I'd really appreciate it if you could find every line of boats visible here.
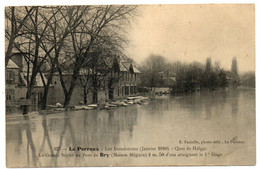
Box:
[75,96,150,110]
[43,96,150,113]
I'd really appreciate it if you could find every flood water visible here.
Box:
[6,89,255,167]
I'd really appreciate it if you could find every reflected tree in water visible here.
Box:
[230,90,240,118]
[23,116,37,167]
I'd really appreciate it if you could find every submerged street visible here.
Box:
[6,90,255,167]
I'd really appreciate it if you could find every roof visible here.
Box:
[20,72,50,87]
[119,61,141,74]
[133,66,141,74]
[169,77,176,81]
[7,60,19,69]
[119,62,128,72]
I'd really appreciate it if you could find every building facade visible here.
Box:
[6,54,141,107]
[6,57,46,107]
[112,62,141,100]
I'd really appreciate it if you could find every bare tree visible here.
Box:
[9,7,63,114]
[58,5,137,107]
[140,54,166,87]
[5,6,36,67]
[38,6,91,110]
[78,69,92,104]
[231,57,240,87]
[6,5,137,111]
[231,57,238,76]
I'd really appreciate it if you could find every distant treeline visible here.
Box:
[139,55,255,92]
[240,71,255,88]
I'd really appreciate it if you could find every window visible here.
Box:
[134,86,137,94]
[130,86,134,95]
[125,86,129,95]
[6,70,14,84]
[122,86,124,96]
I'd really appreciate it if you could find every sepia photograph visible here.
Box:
[4,3,255,167]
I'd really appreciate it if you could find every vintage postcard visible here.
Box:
[5,4,255,167]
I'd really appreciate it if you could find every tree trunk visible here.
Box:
[60,59,81,108]
[109,87,114,100]
[63,94,72,108]
[41,87,49,110]
[5,36,15,67]
[62,71,80,108]
[108,79,114,100]
[23,83,34,115]
[23,91,32,115]
[83,86,87,104]
[23,8,40,115]
[41,67,55,110]
[63,77,78,108]
[92,86,98,104]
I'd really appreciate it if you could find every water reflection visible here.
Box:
[6,115,39,167]
[230,90,240,118]
[173,90,240,120]
[24,116,37,166]
[39,115,56,166]
[6,90,254,167]
[7,105,139,167]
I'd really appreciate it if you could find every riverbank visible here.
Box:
[20,96,151,115]
[6,95,152,117]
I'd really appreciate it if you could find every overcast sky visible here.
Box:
[125,4,255,73]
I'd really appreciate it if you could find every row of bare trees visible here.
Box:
[5,5,137,114]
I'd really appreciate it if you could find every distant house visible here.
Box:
[20,72,49,105]
[6,60,20,102]
[112,61,141,99]
[225,71,240,87]
[6,56,47,107]
[163,73,177,87]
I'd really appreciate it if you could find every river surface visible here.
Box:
[6,89,255,167]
